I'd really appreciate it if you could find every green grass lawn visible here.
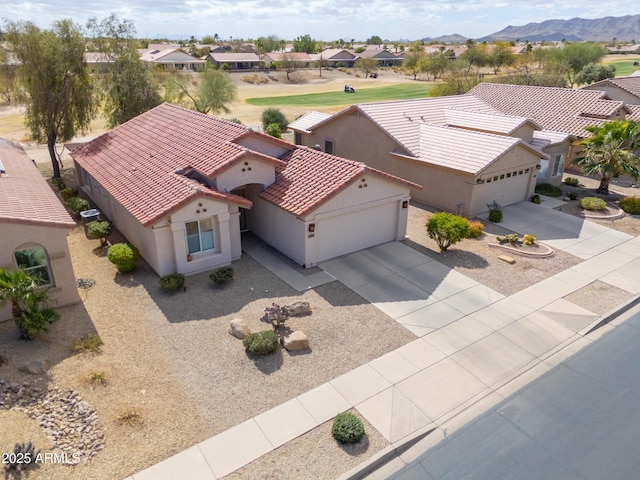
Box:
[246,83,434,107]
[603,56,640,77]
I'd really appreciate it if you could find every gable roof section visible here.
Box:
[71,103,280,226]
[0,138,75,229]
[414,124,546,175]
[469,83,630,137]
[259,147,420,217]
[443,108,542,135]
[288,111,332,133]
[583,77,640,102]
[530,130,573,150]
[356,95,500,156]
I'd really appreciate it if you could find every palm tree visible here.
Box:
[574,120,640,195]
[0,267,60,340]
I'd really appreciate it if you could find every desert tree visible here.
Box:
[167,66,237,114]
[5,19,94,178]
[355,57,379,79]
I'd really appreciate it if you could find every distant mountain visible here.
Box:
[479,14,640,42]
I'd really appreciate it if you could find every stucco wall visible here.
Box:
[214,157,275,192]
[0,223,79,321]
[582,85,640,105]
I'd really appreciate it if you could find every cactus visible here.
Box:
[523,234,536,245]
[496,233,519,245]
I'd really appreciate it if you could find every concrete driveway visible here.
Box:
[320,241,504,337]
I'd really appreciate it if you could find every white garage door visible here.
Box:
[470,173,531,216]
[315,202,398,263]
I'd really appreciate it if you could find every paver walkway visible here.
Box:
[128,201,640,480]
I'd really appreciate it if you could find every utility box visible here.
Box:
[80,209,102,238]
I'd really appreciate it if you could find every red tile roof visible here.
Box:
[470,83,630,137]
[0,138,75,229]
[71,103,273,226]
[259,146,421,217]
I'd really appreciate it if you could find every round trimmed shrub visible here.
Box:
[564,177,580,187]
[580,197,607,211]
[107,243,139,273]
[465,219,484,239]
[209,266,234,284]
[619,196,640,215]
[261,107,289,132]
[243,330,278,355]
[531,194,541,204]
[159,273,185,291]
[66,196,90,215]
[332,412,365,444]
[426,212,470,251]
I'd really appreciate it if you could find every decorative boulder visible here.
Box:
[229,318,250,339]
[287,301,311,317]
[17,358,49,375]
[282,330,309,351]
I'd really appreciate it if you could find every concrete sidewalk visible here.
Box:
[128,203,640,480]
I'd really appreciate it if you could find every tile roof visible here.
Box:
[288,111,332,133]
[356,95,500,156]
[208,52,260,62]
[413,124,545,175]
[443,108,542,135]
[530,130,572,150]
[0,138,75,229]
[469,83,629,137]
[259,146,421,217]
[71,103,280,226]
[583,76,640,102]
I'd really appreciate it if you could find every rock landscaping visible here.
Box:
[0,380,105,464]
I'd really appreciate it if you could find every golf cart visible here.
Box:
[344,84,355,93]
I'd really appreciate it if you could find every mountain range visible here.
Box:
[478,14,640,42]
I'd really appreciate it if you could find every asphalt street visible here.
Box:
[389,305,640,480]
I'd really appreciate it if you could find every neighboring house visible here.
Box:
[262,52,314,68]
[139,47,205,71]
[581,76,640,105]
[0,139,79,322]
[70,103,418,276]
[356,47,403,66]
[207,52,260,69]
[312,49,357,67]
[289,95,565,216]
[470,83,639,182]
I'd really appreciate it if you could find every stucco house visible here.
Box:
[289,95,571,216]
[70,103,418,276]
[207,53,260,69]
[581,76,640,105]
[0,139,79,322]
[139,47,205,71]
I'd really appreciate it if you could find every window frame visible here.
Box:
[324,139,334,155]
[185,219,215,255]
[14,245,53,287]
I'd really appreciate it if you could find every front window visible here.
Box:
[294,132,302,145]
[325,139,334,155]
[552,154,565,177]
[538,159,549,178]
[186,219,214,254]
[14,245,52,285]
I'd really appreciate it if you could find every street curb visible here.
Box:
[335,426,435,480]
[582,294,640,335]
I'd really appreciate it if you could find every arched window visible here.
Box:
[14,245,52,286]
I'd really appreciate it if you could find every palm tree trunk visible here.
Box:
[597,176,610,195]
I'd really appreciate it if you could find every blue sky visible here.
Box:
[1,1,637,41]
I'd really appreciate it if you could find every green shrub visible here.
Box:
[580,196,607,211]
[51,177,66,190]
[531,194,541,204]
[465,219,484,238]
[86,220,111,247]
[619,196,640,215]
[60,188,78,201]
[243,330,279,355]
[209,266,234,284]
[332,412,365,444]
[107,243,139,273]
[262,107,289,132]
[487,201,503,223]
[426,212,470,251]
[221,63,229,70]
[564,177,580,187]
[535,183,563,197]
[66,196,90,215]
[567,192,578,201]
[265,123,282,138]
[159,273,185,291]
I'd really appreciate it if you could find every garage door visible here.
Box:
[470,172,531,216]
[315,201,398,263]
